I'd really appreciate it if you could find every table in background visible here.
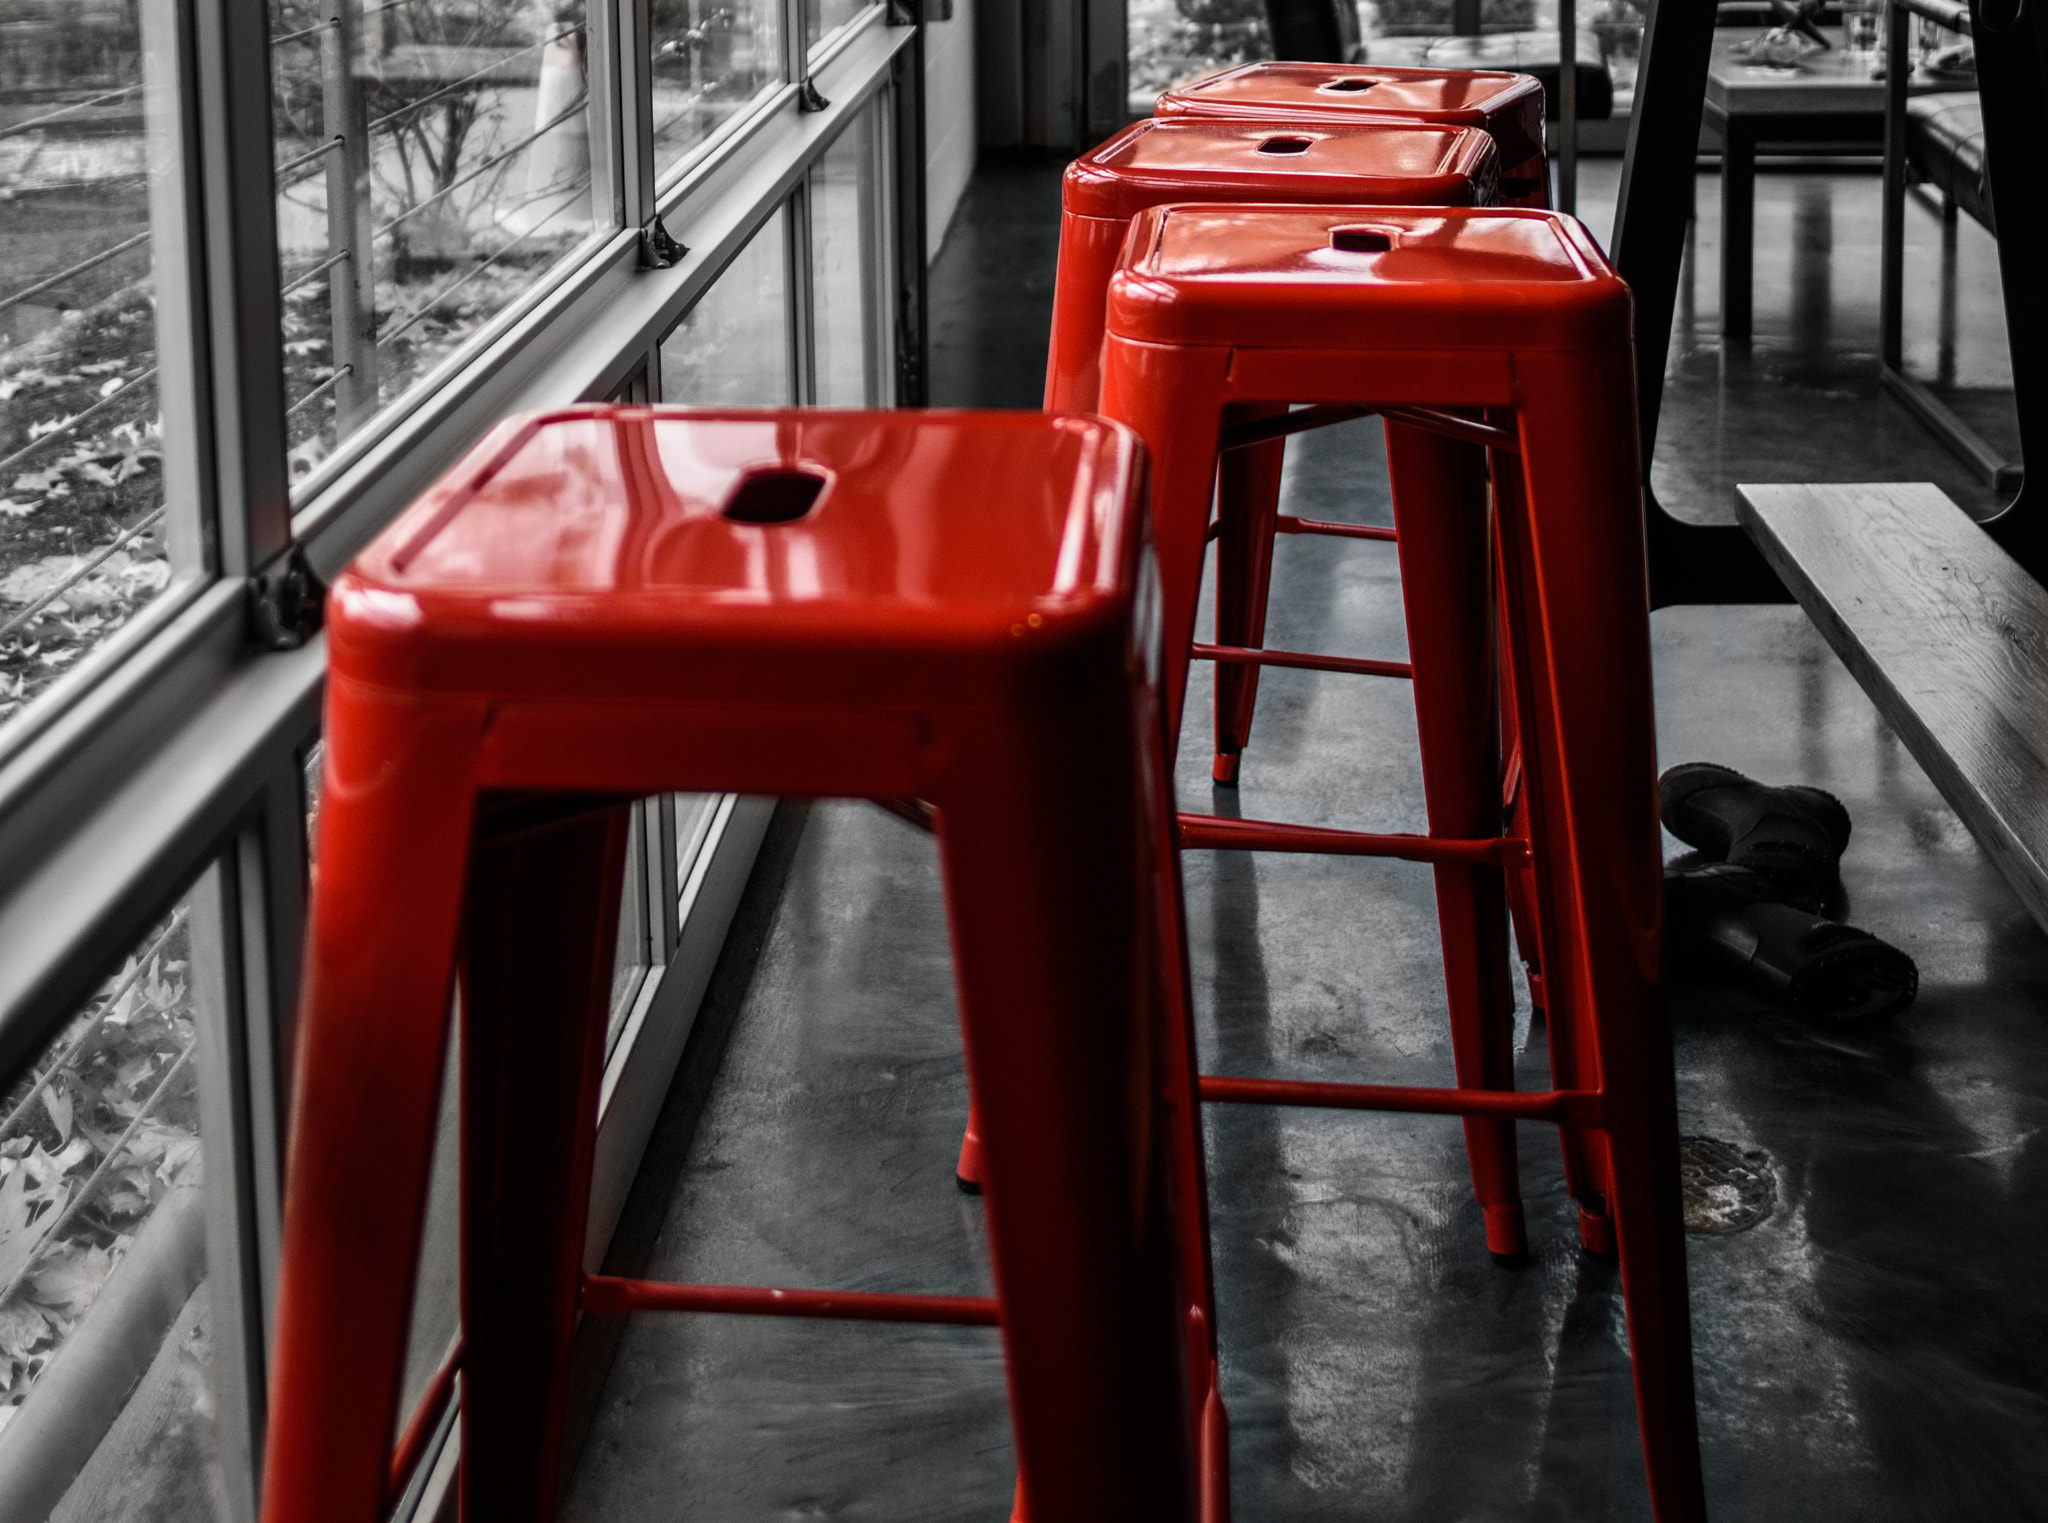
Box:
[1706,28,1948,338]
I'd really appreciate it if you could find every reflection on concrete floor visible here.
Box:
[563,154,2048,1522]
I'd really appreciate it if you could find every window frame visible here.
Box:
[0,0,925,1512]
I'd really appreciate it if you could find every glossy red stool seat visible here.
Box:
[1045,117,1499,415]
[260,409,1224,1523]
[1155,60,1550,207]
[1099,205,1706,1523]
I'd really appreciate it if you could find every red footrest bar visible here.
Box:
[1217,402,1376,451]
[873,796,937,833]
[1380,405,1520,452]
[386,1337,462,1503]
[581,1273,1002,1327]
[1191,642,1412,680]
[1275,513,1398,543]
[1178,812,1527,867]
[1210,401,1515,454]
[1199,1074,1603,1125]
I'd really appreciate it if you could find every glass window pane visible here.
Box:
[675,793,722,894]
[0,0,192,729]
[649,0,781,184]
[271,0,603,484]
[808,112,881,407]
[804,0,872,55]
[1127,0,1269,112]
[0,895,227,1518]
[658,205,790,404]
[608,805,651,1053]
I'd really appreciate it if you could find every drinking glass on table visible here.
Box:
[1844,0,1881,54]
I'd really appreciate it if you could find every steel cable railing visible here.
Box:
[0,910,189,1148]
[0,85,144,145]
[272,15,339,47]
[0,1042,196,1307]
[364,25,581,136]
[5,173,150,196]
[0,503,168,644]
[369,92,590,245]
[281,244,355,297]
[0,232,152,320]
[267,1,592,435]
[373,175,590,347]
[0,368,158,484]
[274,133,345,181]
[286,363,355,415]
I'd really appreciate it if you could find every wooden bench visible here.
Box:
[1739,482,2048,932]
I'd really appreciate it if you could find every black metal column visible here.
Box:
[1610,0,1788,605]
[1969,0,2047,575]
[1262,0,1350,62]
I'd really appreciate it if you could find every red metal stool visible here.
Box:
[260,409,1226,1523]
[1097,204,1705,1522]
[1041,105,1549,977]
[1061,89,1566,1238]
[998,115,1540,1260]
[1155,61,1550,208]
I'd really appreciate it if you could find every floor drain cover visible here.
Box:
[1679,1135,1776,1233]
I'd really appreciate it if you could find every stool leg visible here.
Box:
[1495,569,1546,1012]
[458,797,634,1522]
[1601,1073,1706,1521]
[1099,336,1232,740]
[261,684,486,1523]
[1144,681,1231,1517]
[956,1099,987,1191]
[1384,421,1528,1264]
[934,703,1203,1523]
[1503,349,1705,1521]
[1492,461,1617,1256]
[1502,148,1551,208]
[1211,405,1288,785]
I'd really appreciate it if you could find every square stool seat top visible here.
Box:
[330,407,1147,709]
[1105,205,1630,355]
[1064,118,1500,221]
[1156,62,1546,170]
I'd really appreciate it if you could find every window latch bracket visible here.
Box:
[249,545,328,652]
[797,77,831,112]
[641,216,689,270]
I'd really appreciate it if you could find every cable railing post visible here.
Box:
[323,0,379,434]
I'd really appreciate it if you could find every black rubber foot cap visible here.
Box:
[955,1174,982,1196]
[1491,1250,1531,1270]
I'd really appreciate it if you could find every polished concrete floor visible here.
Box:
[561,156,2048,1520]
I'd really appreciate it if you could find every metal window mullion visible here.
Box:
[860,92,889,405]
[888,13,927,405]
[188,854,273,1523]
[594,0,647,237]
[790,182,817,403]
[652,796,682,958]
[233,749,313,1350]
[191,0,292,578]
[787,0,808,91]
[140,0,215,579]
